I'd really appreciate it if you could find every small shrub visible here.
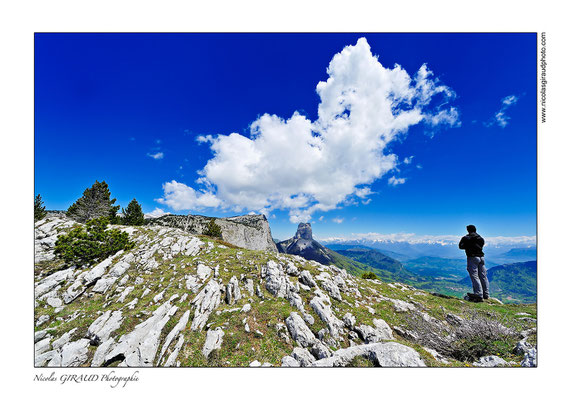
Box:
[204,218,222,238]
[54,217,134,267]
[362,271,378,280]
[404,310,517,363]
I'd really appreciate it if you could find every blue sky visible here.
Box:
[35,33,536,241]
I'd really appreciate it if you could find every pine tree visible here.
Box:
[122,198,145,226]
[204,218,222,238]
[66,180,120,223]
[34,194,47,221]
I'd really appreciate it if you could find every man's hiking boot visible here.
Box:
[483,294,489,300]
[466,293,484,303]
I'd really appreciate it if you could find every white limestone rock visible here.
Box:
[285,312,317,348]
[226,276,242,305]
[354,319,394,344]
[48,339,91,367]
[299,270,317,287]
[263,260,288,298]
[474,355,508,367]
[86,310,123,345]
[343,313,356,330]
[92,276,118,294]
[159,310,191,362]
[521,348,537,367]
[104,299,179,366]
[281,356,300,367]
[202,327,225,358]
[164,335,185,367]
[36,314,50,327]
[311,342,425,367]
[291,347,316,366]
[197,264,212,281]
[309,295,344,339]
[35,268,75,298]
[118,286,134,302]
[191,280,222,331]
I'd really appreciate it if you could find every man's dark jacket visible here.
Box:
[459,232,485,257]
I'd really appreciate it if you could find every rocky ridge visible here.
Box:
[34,216,537,367]
[147,214,277,253]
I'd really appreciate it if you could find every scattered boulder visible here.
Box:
[311,342,425,367]
[281,356,300,367]
[291,347,316,366]
[197,264,212,281]
[521,348,537,367]
[343,313,356,330]
[285,312,317,348]
[226,276,242,305]
[263,260,288,298]
[48,339,91,367]
[202,327,225,358]
[473,355,508,367]
[299,270,317,288]
[354,319,394,343]
[309,295,344,339]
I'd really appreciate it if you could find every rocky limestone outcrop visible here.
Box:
[103,296,179,366]
[310,342,426,367]
[202,327,225,358]
[147,214,277,252]
[276,223,336,265]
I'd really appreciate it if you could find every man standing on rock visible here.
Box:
[459,225,489,302]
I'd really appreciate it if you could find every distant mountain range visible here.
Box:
[321,237,536,265]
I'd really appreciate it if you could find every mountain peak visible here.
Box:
[294,222,313,240]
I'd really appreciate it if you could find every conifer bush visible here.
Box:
[122,198,145,226]
[362,271,378,280]
[204,218,222,238]
[66,180,120,223]
[54,217,134,267]
[34,194,47,221]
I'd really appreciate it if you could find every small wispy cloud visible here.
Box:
[332,217,344,224]
[485,94,520,128]
[148,152,164,160]
[388,176,406,186]
[144,207,170,219]
[403,156,414,164]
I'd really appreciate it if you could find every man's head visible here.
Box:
[466,224,477,233]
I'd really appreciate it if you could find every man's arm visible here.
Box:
[459,236,466,249]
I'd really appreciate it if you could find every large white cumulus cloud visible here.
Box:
[158,38,459,222]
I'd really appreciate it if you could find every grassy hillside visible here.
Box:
[34,216,537,367]
[460,261,537,303]
[334,247,417,283]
